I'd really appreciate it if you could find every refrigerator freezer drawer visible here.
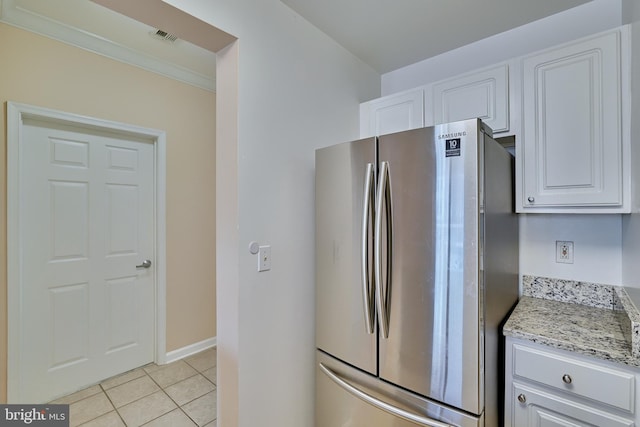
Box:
[316,351,482,427]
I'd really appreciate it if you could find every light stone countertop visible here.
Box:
[503,275,640,368]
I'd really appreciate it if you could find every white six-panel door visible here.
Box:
[13,112,158,403]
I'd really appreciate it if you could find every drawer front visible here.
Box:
[513,343,635,412]
[512,382,635,427]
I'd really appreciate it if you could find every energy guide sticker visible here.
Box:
[445,138,461,157]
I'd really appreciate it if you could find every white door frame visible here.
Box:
[6,101,167,402]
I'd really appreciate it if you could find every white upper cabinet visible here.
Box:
[359,89,424,138]
[360,64,513,139]
[517,27,630,213]
[360,25,632,213]
[432,64,510,133]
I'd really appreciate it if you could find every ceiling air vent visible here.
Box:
[151,29,178,43]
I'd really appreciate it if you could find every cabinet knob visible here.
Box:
[527,196,535,203]
[562,374,573,384]
[517,393,526,404]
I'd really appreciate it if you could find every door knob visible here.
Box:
[136,259,152,269]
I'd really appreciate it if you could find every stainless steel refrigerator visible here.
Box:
[315,119,518,427]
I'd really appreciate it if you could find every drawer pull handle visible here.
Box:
[562,374,572,384]
[517,393,526,404]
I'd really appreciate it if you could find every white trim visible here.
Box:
[165,337,217,364]
[6,101,168,402]
[155,130,168,366]
[0,0,215,91]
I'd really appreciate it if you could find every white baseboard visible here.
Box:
[164,336,217,364]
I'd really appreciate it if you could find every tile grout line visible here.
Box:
[98,382,128,427]
[143,367,201,426]
[76,370,171,426]
[66,350,218,427]
[183,352,218,426]
[184,363,218,388]
[152,372,219,426]
[67,387,115,427]
[168,355,217,426]
[116,373,174,427]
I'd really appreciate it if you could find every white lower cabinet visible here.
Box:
[505,337,638,427]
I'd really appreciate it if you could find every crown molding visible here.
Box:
[0,0,215,91]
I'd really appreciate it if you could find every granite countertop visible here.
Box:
[503,275,640,368]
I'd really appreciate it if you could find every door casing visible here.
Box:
[6,101,167,402]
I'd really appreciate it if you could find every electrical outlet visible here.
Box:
[556,241,574,264]
[258,245,271,272]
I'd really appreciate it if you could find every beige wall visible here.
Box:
[0,22,216,402]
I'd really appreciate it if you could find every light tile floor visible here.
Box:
[50,347,217,427]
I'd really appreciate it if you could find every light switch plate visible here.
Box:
[258,245,271,271]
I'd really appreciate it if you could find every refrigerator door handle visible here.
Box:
[319,362,454,427]
[375,161,392,338]
[361,163,375,334]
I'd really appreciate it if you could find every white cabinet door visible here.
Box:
[512,383,634,427]
[359,89,424,137]
[432,64,509,133]
[518,29,628,212]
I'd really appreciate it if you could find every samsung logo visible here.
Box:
[438,131,466,139]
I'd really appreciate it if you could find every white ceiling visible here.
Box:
[1,0,593,88]
[280,0,592,73]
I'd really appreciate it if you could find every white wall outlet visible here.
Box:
[258,245,271,272]
[556,241,574,264]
